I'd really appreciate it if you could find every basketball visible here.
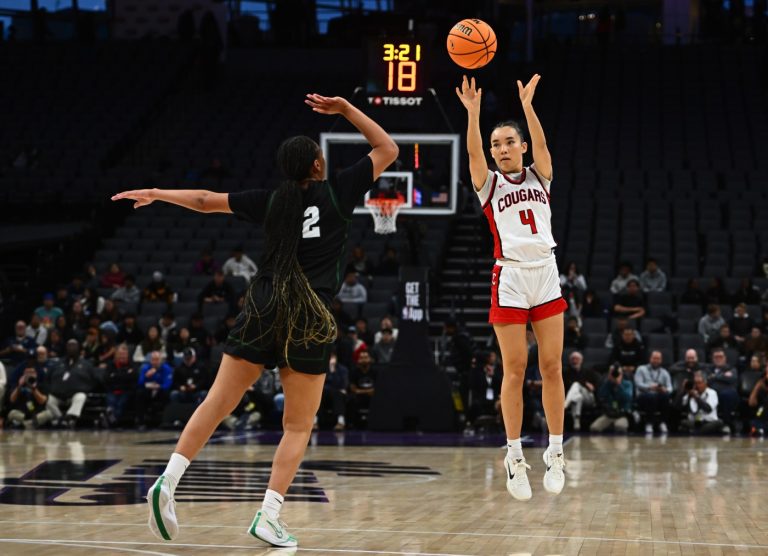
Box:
[446,19,497,69]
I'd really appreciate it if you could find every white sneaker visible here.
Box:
[503,457,532,501]
[542,449,565,495]
[147,475,179,541]
[645,423,654,435]
[248,510,298,547]
[659,422,668,434]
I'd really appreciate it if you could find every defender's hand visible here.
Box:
[112,189,156,209]
[305,94,350,115]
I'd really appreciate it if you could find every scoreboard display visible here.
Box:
[366,38,428,98]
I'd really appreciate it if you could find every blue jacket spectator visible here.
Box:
[590,366,634,433]
[139,351,174,391]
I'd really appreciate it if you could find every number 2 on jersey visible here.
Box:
[519,209,538,234]
[303,206,320,238]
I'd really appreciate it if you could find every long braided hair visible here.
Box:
[241,136,337,360]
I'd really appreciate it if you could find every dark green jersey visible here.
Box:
[228,156,374,299]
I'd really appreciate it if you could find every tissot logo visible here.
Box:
[367,96,424,106]
[0,459,439,506]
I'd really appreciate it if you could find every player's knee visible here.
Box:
[282,412,314,433]
[502,366,525,388]
[539,358,562,380]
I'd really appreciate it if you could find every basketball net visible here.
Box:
[366,195,405,235]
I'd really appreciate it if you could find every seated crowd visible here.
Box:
[452,259,768,437]
[0,246,401,432]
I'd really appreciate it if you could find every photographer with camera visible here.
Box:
[679,371,725,434]
[590,363,634,433]
[747,359,768,436]
[5,362,49,428]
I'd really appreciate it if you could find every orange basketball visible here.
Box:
[446,19,497,69]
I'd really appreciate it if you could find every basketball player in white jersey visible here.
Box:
[456,74,567,501]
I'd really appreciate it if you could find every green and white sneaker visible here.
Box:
[147,475,179,541]
[248,510,298,547]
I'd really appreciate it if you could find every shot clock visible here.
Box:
[367,38,428,97]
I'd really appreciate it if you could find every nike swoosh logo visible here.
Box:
[506,461,514,480]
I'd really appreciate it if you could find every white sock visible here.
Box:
[162,452,190,492]
[506,438,523,461]
[548,434,564,455]
[262,489,284,519]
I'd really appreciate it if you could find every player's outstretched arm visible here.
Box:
[455,75,488,191]
[111,189,232,213]
[305,94,398,180]
[518,74,552,182]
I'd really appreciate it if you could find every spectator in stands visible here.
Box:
[315,352,348,431]
[469,351,502,426]
[605,317,642,349]
[564,316,587,350]
[639,258,667,292]
[170,328,195,365]
[744,326,768,359]
[214,314,238,344]
[354,317,374,346]
[26,313,48,346]
[590,363,633,433]
[348,350,376,427]
[170,348,209,406]
[705,277,727,305]
[670,348,706,376]
[136,351,174,428]
[612,279,646,320]
[96,328,117,368]
[374,316,399,344]
[133,325,164,363]
[142,271,175,304]
[337,270,367,303]
[83,264,100,289]
[349,246,374,277]
[102,343,136,427]
[80,286,105,317]
[187,313,213,361]
[337,325,368,369]
[37,339,96,429]
[55,286,71,313]
[563,351,599,431]
[371,326,396,364]
[222,246,258,282]
[67,275,86,306]
[580,289,603,318]
[68,301,89,340]
[34,292,64,330]
[99,298,122,324]
[330,297,353,330]
[44,328,66,358]
[117,313,143,347]
[193,248,220,276]
[730,303,755,345]
[681,278,706,307]
[747,360,768,436]
[376,246,400,276]
[705,349,738,433]
[560,262,587,318]
[111,274,140,306]
[198,270,235,310]
[610,262,640,294]
[610,327,646,372]
[679,371,725,435]
[698,304,725,343]
[54,315,71,343]
[731,278,761,305]
[635,351,672,434]
[0,360,5,427]
[101,263,126,290]
[5,363,48,429]
[157,311,179,346]
[0,321,36,366]
[81,327,101,362]
[706,323,739,356]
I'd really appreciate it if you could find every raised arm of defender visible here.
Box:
[518,74,552,182]
[455,75,489,192]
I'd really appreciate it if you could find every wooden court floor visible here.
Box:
[0,430,766,555]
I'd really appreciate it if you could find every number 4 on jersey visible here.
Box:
[519,209,538,234]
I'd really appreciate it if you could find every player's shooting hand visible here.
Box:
[517,74,541,108]
[305,94,350,115]
[111,189,156,209]
[455,75,482,113]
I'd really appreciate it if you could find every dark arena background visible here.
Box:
[1,1,767,554]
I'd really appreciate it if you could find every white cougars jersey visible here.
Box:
[475,165,557,266]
